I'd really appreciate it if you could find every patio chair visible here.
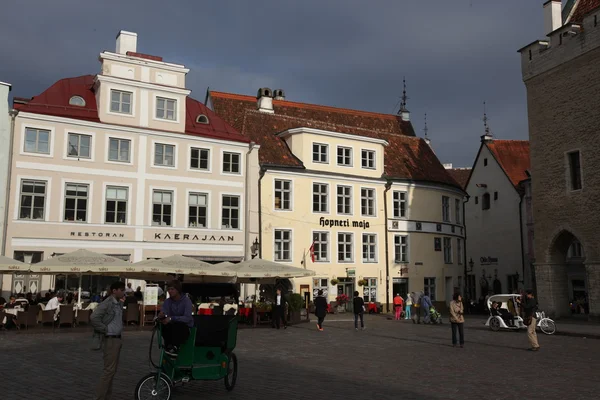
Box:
[76,309,92,326]
[124,303,140,325]
[58,305,75,328]
[17,307,39,330]
[41,310,55,331]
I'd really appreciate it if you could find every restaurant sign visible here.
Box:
[319,217,371,229]
[480,256,498,266]
[71,232,125,238]
[152,233,235,242]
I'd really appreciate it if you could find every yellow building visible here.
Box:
[210,89,465,309]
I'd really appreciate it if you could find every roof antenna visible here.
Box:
[398,77,410,121]
[424,113,431,146]
[482,101,493,142]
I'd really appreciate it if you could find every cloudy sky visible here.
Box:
[0,0,551,167]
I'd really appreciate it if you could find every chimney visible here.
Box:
[256,88,274,113]
[443,163,453,169]
[273,89,285,101]
[116,30,138,55]
[543,0,562,36]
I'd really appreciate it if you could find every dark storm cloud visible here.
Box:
[0,0,548,166]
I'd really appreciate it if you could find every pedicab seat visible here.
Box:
[193,315,238,352]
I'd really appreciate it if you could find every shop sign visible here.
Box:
[480,256,498,265]
[152,233,235,242]
[319,217,370,229]
[70,232,125,238]
[347,269,355,277]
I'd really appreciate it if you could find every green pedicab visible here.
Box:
[135,314,239,400]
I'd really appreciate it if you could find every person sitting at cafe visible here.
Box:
[159,280,193,357]
[5,296,18,309]
[45,292,64,311]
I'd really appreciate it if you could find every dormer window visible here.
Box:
[196,114,209,124]
[69,96,86,107]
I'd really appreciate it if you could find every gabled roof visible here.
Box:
[567,0,600,23]
[486,140,530,189]
[14,75,249,143]
[209,91,462,190]
[446,168,472,190]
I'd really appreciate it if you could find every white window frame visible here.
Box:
[101,182,132,226]
[274,179,292,211]
[153,142,176,168]
[361,187,376,217]
[336,145,353,167]
[62,182,91,223]
[393,191,407,218]
[312,231,329,262]
[312,182,329,213]
[221,150,242,175]
[106,135,134,165]
[274,229,293,262]
[363,277,378,302]
[362,233,377,263]
[443,237,453,264]
[442,196,450,222]
[337,232,354,263]
[424,277,436,301]
[109,89,133,115]
[220,193,242,230]
[312,142,329,164]
[394,235,408,263]
[20,125,55,158]
[361,149,376,169]
[189,146,211,172]
[14,175,52,222]
[155,96,178,122]
[18,179,48,221]
[187,192,209,228]
[336,185,352,215]
[151,189,175,227]
[104,185,129,225]
[65,131,94,162]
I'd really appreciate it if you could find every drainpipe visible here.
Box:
[462,195,470,300]
[383,180,392,313]
[244,141,256,261]
[2,108,18,256]
[518,192,526,290]
[257,168,265,259]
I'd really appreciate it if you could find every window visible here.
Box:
[67,133,91,159]
[196,114,209,124]
[108,138,131,162]
[24,128,50,154]
[274,230,292,261]
[313,278,329,297]
[568,240,584,259]
[455,199,461,224]
[443,237,452,264]
[69,96,86,107]
[154,143,175,167]
[361,150,375,169]
[105,186,128,224]
[494,192,498,201]
[457,238,463,265]
[64,183,89,222]
[110,90,132,114]
[475,196,479,205]
[484,158,488,166]
[362,234,377,262]
[190,148,210,170]
[223,152,241,174]
[156,97,177,120]
[152,190,173,226]
[338,233,353,262]
[361,188,376,216]
[442,196,450,222]
[363,278,377,302]
[313,183,329,213]
[393,191,406,218]
[482,193,491,210]
[507,274,519,295]
[274,179,292,210]
[337,185,352,215]
[313,232,329,262]
[19,180,46,220]
[222,195,240,229]
[424,277,436,301]
[568,151,582,190]
[434,237,442,251]
[337,146,352,166]
[312,143,328,163]
[394,235,408,263]
[188,193,208,228]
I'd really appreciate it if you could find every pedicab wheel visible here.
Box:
[540,318,556,335]
[135,373,172,400]
[489,317,501,332]
[224,352,238,391]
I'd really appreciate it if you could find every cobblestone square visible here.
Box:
[2,315,599,400]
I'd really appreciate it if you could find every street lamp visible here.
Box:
[250,238,260,259]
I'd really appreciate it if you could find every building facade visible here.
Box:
[210,89,465,309]
[519,0,600,319]
[463,136,532,302]
[1,31,260,298]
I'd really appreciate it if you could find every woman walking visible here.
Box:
[404,293,412,320]
[314,290,328,331]
[393,293,404,320]
[449,293,465,348]
[353,291,365,330]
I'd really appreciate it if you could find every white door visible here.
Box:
[445,277,453,306]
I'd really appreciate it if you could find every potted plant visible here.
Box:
[335,294,349,313]
[330,278,339,285]
[287,293,304,325]
[357,279,367,286]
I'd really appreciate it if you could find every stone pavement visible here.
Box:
[2,315,600,400]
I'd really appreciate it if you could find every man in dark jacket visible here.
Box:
[314,290,328,331]
[523,290,540,351]
[353,291,365,331]
[271,288,288,329]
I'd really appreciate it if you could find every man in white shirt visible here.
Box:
[125,282,134,294]
[45,293,64,311]
[272,288,287,330]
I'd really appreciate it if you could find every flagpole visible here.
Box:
[302,248,306,269]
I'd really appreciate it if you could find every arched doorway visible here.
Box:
[546,230,588,317]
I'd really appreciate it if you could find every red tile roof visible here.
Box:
[13,75,249,143]
[569,0,600,23]
[210,91,462,189]
[446,168,472,190]
[485,140,530,189]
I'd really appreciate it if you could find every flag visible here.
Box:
[309,240,315,263]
